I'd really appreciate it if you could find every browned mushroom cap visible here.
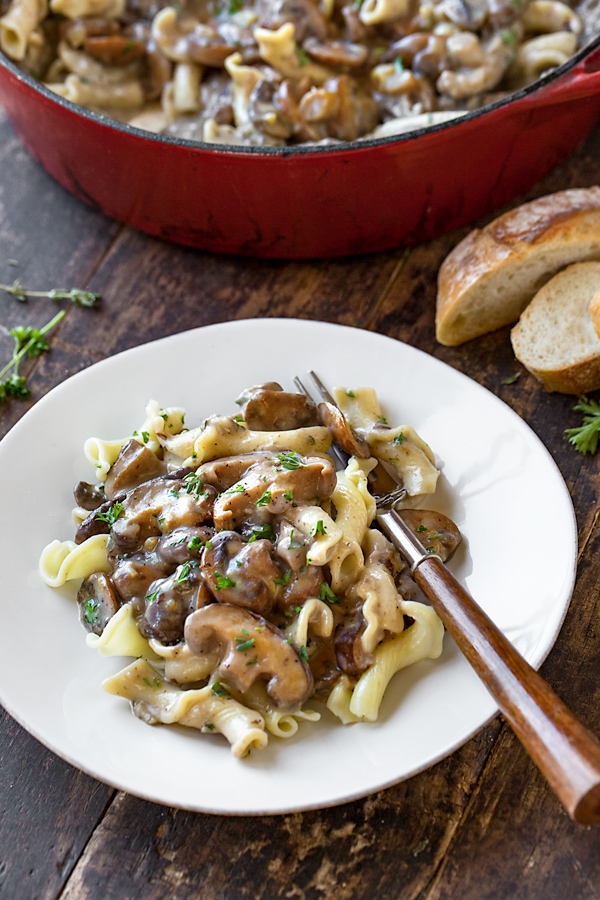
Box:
[242,390,320,431]
[185,604,313,708]
[111,551,173,603]
[75,493,126,544]
[276,563,323,613]
[77,572,120,635]
[186,26,236,67]
[273,80,323,142]
[84,35,147,65]
[104,438,165,500]
[317,401,370,458]
[197,452,276,491]
[382,33,429,65]
[201,531,280,615]
[399,509,462,562]
[440,0,487,30]
[212,453,337,531]
[139,563,210,643]
[109,476,217,554]
[303,37,368,69]
[74,481,106,511]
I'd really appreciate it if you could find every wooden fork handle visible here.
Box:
[376,508,600,824]
[414,556,600,825]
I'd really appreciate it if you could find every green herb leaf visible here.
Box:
[298,645,309,661]
[319,582,338,603]
[313,520,326,537]
[255,490,272,507]
[276,451,305,470]
[273,569,292,586]
[96,501,124,527]
[211,681,229,697]
[83,598,99,624]
[566,396,600,454]
[214,572,236,590]
[235,638,255,652]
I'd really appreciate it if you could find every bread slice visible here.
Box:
[510,262,600,394]
[436,187,600,346]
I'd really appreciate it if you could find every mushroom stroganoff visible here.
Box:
[40,384,460,757]
[0,0,589,145]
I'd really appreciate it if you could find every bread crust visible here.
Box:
[436,188,600,346]
[510,262,600,394]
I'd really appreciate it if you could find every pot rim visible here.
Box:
[1,29,600,156]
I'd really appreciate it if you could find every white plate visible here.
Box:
[0,319,577,815]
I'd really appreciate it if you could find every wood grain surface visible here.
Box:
[1,103,600,900]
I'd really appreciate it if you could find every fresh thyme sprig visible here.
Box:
[0,280,100,307]
[0,310,65,402]
[565,396,600,454]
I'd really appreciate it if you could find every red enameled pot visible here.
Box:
[2,37,600,258]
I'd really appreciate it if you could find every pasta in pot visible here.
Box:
[0,0,590,145]
[39,383,462,757]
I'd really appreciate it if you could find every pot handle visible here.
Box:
[520,42,600,106]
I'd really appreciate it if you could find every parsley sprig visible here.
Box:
[0,280,100,307]
[565,396,600,454]
[0,310,64,402]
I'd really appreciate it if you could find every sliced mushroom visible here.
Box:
[212,453,337,531]
[201,531,280,615]
[104,438,165,500]
[77,572,120,635]
[185,604,313,708]
[276,564,324,613]
[109,476,217,554]
[138,563,211,643]
[186,25,237,67]
[75,493,126,544]
[73,481,106,511]
[196,452,275,491]
[256,0,329,42]
[335,612,371,676]
[399,509,462,561]
[155,525,214,566]
[317,401,370,458]
[84,35,147,65]
[241,389,320,431]
[303,37,368,69]
[111,551,173,603]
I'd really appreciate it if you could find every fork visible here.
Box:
[295,371,600,825]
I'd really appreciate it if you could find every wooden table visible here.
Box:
[1,103,600,900]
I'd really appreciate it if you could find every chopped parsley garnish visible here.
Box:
[255,490,272,507]
[298,645,309,661]
[565,396,600,454]
[247,523,275,542]
[288,530,304,549]
[319,582,338,603]
[296,44,310,65]
[214,572,236,590]
[346,390,356,398]
[211,681,229,697]
[233,414,245,426]
[503,373,521,386]
[245,655,258,666]
[143,676,161,688]
[393,432,405,445]
[83,598,99,624]
[141,431,150,443]
[188,536,205,551]
[182,472,204,496]
[176,562,195,583]
[96,501,124,527]
[224,484,245,494]
[313,520,326,537]
[145,588,161,602]
[273,569,292,586]
[276,452,304,470]
[283,490,294,501]
[235,638,255,652]
[416,524,428,533]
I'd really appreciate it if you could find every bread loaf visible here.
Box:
[510,262,600,394]
[436,187,600,346]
